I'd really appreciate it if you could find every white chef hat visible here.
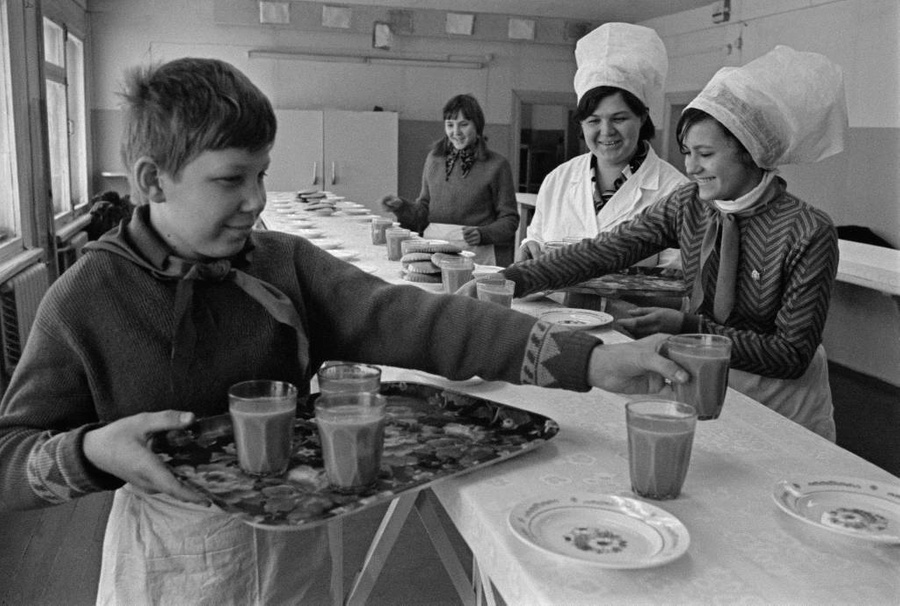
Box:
[573,23,668,125]
[685,45,848,169]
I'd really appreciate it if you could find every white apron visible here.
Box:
[424,222,496,265]
[728,344,835,441]
[96,485,333,606]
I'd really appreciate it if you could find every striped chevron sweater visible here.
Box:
[505,178,838,380]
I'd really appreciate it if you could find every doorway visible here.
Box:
[510,90,579,194]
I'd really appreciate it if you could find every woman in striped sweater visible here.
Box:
[485,47,848,441]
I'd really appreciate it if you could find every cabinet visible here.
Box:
[267,110,398,212]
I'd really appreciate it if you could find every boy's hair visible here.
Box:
[119,57,277,194]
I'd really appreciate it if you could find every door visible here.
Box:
[323,110,398,212]
[268,110,323,192]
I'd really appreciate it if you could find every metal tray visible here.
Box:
[151,381,559,530]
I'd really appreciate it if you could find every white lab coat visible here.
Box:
[523,147,688,266]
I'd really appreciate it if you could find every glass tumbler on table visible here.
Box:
[626,397,697,500]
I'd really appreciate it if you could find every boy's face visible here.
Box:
[150,147,269,260]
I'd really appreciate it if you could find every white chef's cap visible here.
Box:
[574,23,668,125]
[685,45,848,169]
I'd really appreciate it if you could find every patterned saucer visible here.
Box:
[508,493,689,568]
[773,477,900,543]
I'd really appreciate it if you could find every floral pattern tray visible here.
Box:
[565,267,689,298]
[151,381,559,530]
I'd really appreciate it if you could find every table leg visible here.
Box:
[472,555,497,606]
[414,490,477,606]
[327,518,343,606]
[345,492,418,606]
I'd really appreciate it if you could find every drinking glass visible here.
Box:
[664,334,732,420]
[317,361,381,395]
[439,256,474,294]
[228,380,298,476]
[315,392,386,492]
[385,228,412,261]
[626,398,697,500]
[476,277,515,307]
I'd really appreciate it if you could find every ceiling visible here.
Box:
[332,0,713,23]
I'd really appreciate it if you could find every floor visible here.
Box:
[0,361,896,606]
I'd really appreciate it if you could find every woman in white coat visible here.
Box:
[518,23,687,266]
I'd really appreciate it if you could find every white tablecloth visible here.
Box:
[262,193,900,605]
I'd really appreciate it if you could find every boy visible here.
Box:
[0,57,684,603]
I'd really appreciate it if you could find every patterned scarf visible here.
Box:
[591,141,649,214]
[84,206,308,401]
[446,145,476,180]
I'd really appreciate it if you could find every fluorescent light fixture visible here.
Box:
[259,1,289,24]
[248,48,490,69]
[322,5,351,29]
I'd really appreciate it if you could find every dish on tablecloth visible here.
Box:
[352,263,377,274]
[328,249,360,261]
[772,477,900,543]
[509,494,691,568]
[509,493,689,568]
[341,207,371,215]
[312,238,342,250]
[295,229,324,239]
[538,308,613,330]
[151,382,559,530]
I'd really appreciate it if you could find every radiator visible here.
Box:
[57,230,89,273]
[0,263,50,376]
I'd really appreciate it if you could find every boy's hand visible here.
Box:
[83,411,209,505]
[588,334,689,394]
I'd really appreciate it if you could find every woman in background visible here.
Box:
[517,23,686,266]
[379,94,519,266]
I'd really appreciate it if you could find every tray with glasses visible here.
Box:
[150,381,559,530]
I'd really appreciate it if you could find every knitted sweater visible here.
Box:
[505,178,838,379]
[0,210,598,512]
[393,149,519,266]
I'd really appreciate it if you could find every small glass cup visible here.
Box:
[370,217,394,245]
[663,334,732,420]
[626,398,697,500]
[476,277,515,307]
[317,361,382,395]
[439,256,475,294]
[228,380,298,476]
[315,392,386,493]
[385,228,412,261]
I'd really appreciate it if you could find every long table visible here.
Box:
[261,193,900,605]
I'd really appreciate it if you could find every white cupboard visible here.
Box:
[267,110,398,212]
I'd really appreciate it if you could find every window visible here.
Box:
[43,13,88,220]
[0,0,22,253]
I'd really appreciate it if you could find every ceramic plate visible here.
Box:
[342,207,371,215]
[508,494,690,568]
[313,238,342,250]
[329,249,360,261]
[538,308,613,330]
[773,477,900,543]
[296,229,324,239]
[352,263,377,274]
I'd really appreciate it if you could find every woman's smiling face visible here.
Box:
[682,118,761,202]
[445,112,478,150]
[580,91,644,169]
